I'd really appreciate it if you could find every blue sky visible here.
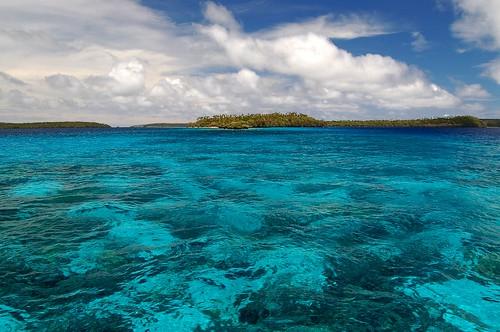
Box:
[0,0,498,124]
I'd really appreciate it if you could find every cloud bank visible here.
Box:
[452,0,500,84]
[0,0,485,125]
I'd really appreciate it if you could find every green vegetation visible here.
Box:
[189,113,488,129]
[325,115,486,128]
[0,122,111,129]
[481,119,500,127]
[190,113,323,129]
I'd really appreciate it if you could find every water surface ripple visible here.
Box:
[0,127,499,331]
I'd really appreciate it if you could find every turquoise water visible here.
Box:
[0,127,499,331]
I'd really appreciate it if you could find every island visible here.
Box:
[188,113,489,129]
[481,119,500,127]
[2,115,498,130]
[0,122,111,129]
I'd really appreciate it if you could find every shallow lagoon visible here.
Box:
[0,127,499,331]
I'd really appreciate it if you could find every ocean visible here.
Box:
[0,127,499,331]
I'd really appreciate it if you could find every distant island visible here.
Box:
[482,119,500,127]
[188,113,490,129]
[1,115,499,130]
[0,121,110,129]
[132,123,189,128]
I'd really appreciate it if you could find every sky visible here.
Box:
[0,0,499,125]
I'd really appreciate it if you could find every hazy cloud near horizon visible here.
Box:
[0,0,496,125]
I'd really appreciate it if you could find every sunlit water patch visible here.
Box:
[0,127,498,331]
[12,180,62,197]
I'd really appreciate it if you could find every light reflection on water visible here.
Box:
[0,127,499,331]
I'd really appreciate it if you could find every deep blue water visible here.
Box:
[0,127,499,331]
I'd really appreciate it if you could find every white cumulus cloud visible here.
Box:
[236,69,260,90]
[200,5,458,110]
[455,83,491,99]
[452,0,500,50]
[452,0,500,84]
[204,2,241,32]
[108,60,145,96]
